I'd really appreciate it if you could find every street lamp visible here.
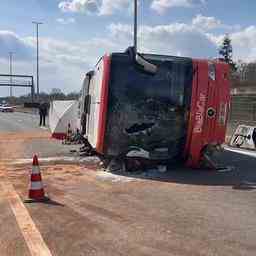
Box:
[134,0,138,54]
[9,52,13,97]
[32,21,43,99]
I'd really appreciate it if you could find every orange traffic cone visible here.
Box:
[24,155,49,203]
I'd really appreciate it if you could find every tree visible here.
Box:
[243,62,256,82]
[234,61,256,82]
[236,60,247,81]
[219,34,236,71]
[50,88,63,95]
[49,88,65,100]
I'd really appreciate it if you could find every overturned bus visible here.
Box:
[80,48,230,169]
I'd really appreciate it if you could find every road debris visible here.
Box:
[96,170,136,183]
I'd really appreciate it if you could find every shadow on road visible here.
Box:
[110,150,256,188]
[40,199,65,207]
[24,198,65,206]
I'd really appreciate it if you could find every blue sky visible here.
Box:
[0,0,256,96]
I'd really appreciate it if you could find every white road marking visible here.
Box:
[39,127,49,130]
[224,146,256,158]
[3,156,100,165]
[1,180,52,256]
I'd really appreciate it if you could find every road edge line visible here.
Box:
[1,180,52,256]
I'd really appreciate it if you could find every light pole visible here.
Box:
[32,21,43,99]
[134,0,138,54]
[9,52,13,97]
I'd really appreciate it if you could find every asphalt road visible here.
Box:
[0,111,76,159]
[1,111,256,255]
[0,111,42,133]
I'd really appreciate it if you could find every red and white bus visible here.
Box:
[80,48,230,169]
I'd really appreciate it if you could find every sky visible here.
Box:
[0,0,256,96]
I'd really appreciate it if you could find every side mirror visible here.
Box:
[135,54,158,74]
[125,46,158,75]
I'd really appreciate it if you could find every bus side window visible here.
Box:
[84,94,91,114]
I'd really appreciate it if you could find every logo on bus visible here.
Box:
[193,93,206,134]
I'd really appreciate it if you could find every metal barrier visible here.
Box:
[227,94,256,138]
[0,74,35,101]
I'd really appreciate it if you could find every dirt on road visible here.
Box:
[1,130,256,256]
[0,131,49,159]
